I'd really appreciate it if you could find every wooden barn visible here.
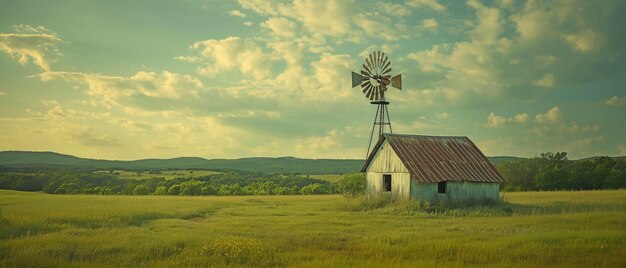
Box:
[361,134,504,202]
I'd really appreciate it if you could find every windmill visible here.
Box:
[351,51,402,159]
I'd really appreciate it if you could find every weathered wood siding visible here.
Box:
[410,181,499,203]
[447,182,499,201]
[366,140,411,199]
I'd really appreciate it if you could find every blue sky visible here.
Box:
[0,0,624,160]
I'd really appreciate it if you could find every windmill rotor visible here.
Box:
[351,51,402,102]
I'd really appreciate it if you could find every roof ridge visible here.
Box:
[383,133,468,138]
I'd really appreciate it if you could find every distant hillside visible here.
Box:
[0,151,363,174]
[1,151,621,174]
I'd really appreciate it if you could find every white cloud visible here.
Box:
[0,25,63,71]
[620,144,626,155]
[437,112,449,119]
[466,0,503,44]
[421,18,438,30]
[0,91,6,97]
[407,0,446,12]
[376,2,412,16]
[261,17,297,38]
[535,106,561,123]
[36,71,204,106]
[236,0,279,16]
[604,96,626,106]
[533,73,555,88]
[564,124,599,133]
[244,21,254,26]
[191,36,272,79]
[487,112,507,127]
[514,113,528,123]
[229,10,246,18]
[291,0,351,37]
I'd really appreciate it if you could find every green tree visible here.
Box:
[168,184,181,195]
[153,186,167,195]
[133,185,151,195]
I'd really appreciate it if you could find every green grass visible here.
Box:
[0,190,625,267]
[98,170,221,180]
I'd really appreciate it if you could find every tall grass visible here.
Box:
[1,190,625,267]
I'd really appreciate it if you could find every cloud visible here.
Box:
[376,2,412,17]
[407,0,446,12]
[229,10,246,18]
[0,25,63,71]
[487,112,529,127]
[421,18,439,30]
[0,91,6,97]
[487,112,507,127]
[564,124,599,133]
[533,73,555,88]
[514,113,528,123]
[620,144,626,155]
[261,17,297,38]
[191,36,271,79]
[406,0,626,107]
[604,96,626,106]
[437,112,449,119]
[290,0,352,37]
[535,106,561,123]
[36,71,204,106]
[244,21,254,26]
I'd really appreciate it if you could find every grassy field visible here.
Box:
[97,170,222,180]
[0,190,625,267]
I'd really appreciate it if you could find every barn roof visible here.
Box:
[361,134,504,183]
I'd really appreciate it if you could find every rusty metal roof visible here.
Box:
[362,134,504,183]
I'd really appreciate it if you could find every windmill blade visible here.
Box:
[380,54,388,72]
[379,52,385,69]
[364,84,373,98]
[362,80,372,90]
[360,69,371,78]
[351,71,363,88]
[382,61,392,74]
[368,54,375,71]
[391,74,402,90]
[362,64,372,76]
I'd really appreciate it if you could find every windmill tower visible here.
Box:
[351,51,402,159]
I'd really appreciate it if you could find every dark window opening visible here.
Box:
[438,181,447,193]
[383,175,392,192]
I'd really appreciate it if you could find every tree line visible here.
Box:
[0,169,338,196]
[497,152,626,191]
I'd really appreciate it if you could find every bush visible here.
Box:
[335,173,365,197]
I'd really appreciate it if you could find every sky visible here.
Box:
[0,0,625,160]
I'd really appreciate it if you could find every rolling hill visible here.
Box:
[0,151,621,175]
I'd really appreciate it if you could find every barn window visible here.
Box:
[383,174,392,192]
[438,181,447,193]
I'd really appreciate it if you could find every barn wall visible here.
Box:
[447,182,500,201]
[366,140,410,199]
[409,180,438,202]
[410,181,500,203]
[366,172,410,199]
